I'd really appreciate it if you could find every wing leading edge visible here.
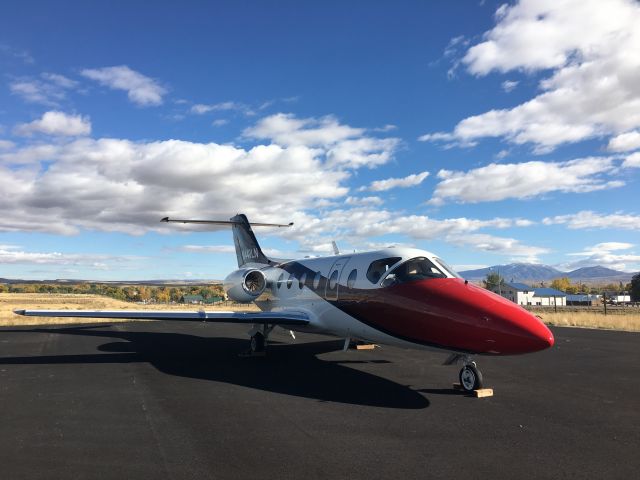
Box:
[13,309,309,325]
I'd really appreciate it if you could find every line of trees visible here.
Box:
[0,283,225,304]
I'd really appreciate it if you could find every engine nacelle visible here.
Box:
[223,268,267,303]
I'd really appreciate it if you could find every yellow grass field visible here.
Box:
[0,293,259,326]
[531,310,640,332]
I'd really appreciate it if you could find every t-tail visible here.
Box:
[230,214,271,266]
[160,213,293,267]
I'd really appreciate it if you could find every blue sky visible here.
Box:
[1,0,639,280]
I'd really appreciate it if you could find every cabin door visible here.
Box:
[325,257,351,301]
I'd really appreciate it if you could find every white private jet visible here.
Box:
[15,214,554,392]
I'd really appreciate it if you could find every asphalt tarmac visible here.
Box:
[0,321,638,480]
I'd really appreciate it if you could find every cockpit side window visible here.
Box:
[366,257,401,284]
[381,257,446,287]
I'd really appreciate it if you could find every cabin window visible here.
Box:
[299,273,306,289]
[328,270,339,290]
[287,273,294,289]
[366,257,401,284]
[347,269,357,288]
[381,257,446,287]
[277,273,284,289]
[313,271,321,289]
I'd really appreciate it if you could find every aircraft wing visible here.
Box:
[13,309,310,326]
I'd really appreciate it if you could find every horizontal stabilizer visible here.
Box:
[161,217,293,228]
[13,309,309,326]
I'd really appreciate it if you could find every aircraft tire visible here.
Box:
[250,332,265,353]
[459,365,483,392]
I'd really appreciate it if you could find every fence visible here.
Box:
[525,304,640,315]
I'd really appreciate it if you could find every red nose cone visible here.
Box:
[505,307,555,354]
[376,279,556,355]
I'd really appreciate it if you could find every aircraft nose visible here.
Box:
[450,280,555,354]
[374,278,555,355]
[488,301,555,354]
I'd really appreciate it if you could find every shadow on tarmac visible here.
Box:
[0,325,430,409]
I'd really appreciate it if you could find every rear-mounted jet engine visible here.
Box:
[224,268,267,303]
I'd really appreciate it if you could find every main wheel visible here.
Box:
[459,365,483,392]
[250,332,265,353]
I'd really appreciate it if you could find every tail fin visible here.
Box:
[160,214,292,267]
[230,214,271,267]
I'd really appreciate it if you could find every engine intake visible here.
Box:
[224,268,267,303]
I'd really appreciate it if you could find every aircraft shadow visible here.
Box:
[0,325,430,409]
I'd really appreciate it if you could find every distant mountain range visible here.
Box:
[458,264,637,284]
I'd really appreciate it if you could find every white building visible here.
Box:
[490,282,535,306]
[609,294,631,304]
[490,282,567,306]
[531,288,567,307]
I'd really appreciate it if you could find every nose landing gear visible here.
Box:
[444,353,485,393]
[459,363,483,392]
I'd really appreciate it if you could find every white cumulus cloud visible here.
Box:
[344,196,383,206]
[286,209,543,261]
[0,246,139,268]
[363,171,430,192]
[607,130,640,152]
[14,111,91,137]
[0,113,401,235]
[429,157,622,205]
[245,113,364,147]
[0,110,549,263]
[422,0,640,153]
[501,80,518,93]
[244,113,400,169]
[191,101,253,116]
[81,65,167,106]
[623,152,640,168]
[564,242,640,271]
[543,210,640,230]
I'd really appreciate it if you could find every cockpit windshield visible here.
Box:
[381,257,447,287]
[433,257,462,279]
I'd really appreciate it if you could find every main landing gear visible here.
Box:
[444,354,484,393]
[243,324,273,356]
[250,331,265,354]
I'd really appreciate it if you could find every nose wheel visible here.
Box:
[459,364,483,392]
